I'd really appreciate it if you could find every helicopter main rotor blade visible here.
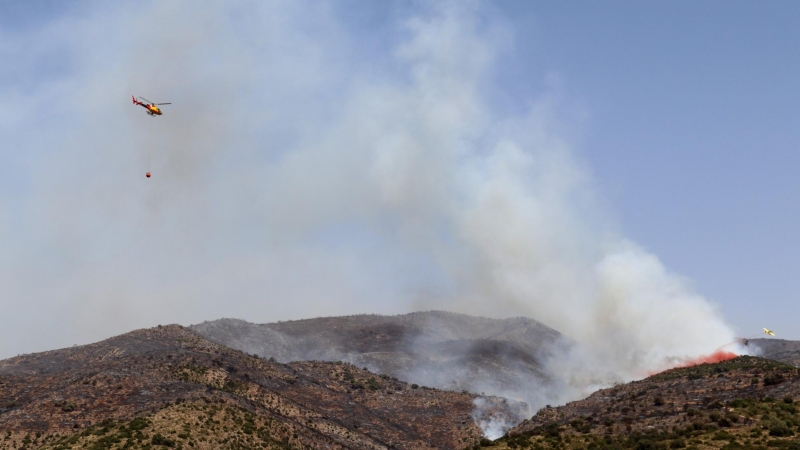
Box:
[155,103,171,105]
[138,96,154,104]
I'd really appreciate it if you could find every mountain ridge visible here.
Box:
[189,310,563,405]
[0,323,522,449]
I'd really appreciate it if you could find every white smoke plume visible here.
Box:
[1,0,740,426]
[472,397,518,440]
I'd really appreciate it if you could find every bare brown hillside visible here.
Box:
[0,324,522,449]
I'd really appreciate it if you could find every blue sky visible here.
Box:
[504,1,800,340]
[1,1,798,365]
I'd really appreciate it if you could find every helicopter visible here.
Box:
[132,95,171,116]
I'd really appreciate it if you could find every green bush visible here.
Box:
[727,398,752,408]
[634,440,667,450]
[768,420,793,437]
[712,431,735,442]
[671,438,686,448]
[151,434,175,447]
[366,377,382,391]
[128,417,149,431]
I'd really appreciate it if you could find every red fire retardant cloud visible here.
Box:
[678,350,738,367]
[649,350,738,376]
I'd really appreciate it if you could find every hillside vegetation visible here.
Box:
[0,325,521,449]
[486,357,800,450]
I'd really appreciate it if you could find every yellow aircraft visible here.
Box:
[132,95,171,116]
[764,328,775,336]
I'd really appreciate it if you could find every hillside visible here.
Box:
[484,356,800,449]
[0,324,523,449]
[189,311,563,403]
[751,339,800,368]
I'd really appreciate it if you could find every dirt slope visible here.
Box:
[0,324,522,449]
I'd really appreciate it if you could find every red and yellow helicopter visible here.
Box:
[132,95,171,116]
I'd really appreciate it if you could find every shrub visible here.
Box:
[152,434,176,447]
[366,377,381,391]
[728,398,751,408]
[708,400,724,409]
[654,397,665,406]
[635,440,667,450]
[779,402,797,414]
[768,420,793,437]
[712,431,734,441]
[543,423,563,438]
[128,417,149,431]
[569,419,591,433]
